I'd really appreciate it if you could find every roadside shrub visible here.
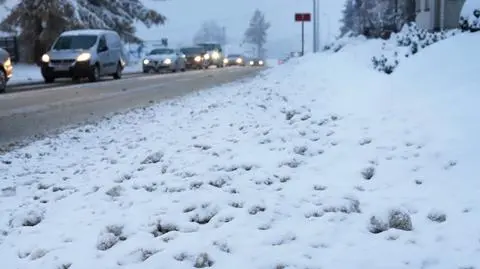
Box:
[460,8,480,32]
[372,23,457,74]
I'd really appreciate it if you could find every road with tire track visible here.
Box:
[0,67,264,149]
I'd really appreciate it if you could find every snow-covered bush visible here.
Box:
[460,10,480,31]
[459,0,480,32]
[323,33,367,53]
[372,23,457,74]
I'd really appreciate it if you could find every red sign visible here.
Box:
[295,13,311,22]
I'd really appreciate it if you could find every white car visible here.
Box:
[142,48,187,73]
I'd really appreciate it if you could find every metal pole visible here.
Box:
[301,21,305,56]
[315,0,320,51]
[313,0,317,53]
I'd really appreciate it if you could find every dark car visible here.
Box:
[223,54,246,66]
[0,48,13,93]
[248,58,265,67]
[180,46,207,69]
[196,43,225,68]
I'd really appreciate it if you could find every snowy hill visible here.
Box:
[1,28,480,268]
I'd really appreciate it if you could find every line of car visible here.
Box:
[141,42,265,74]
[0,29,266,94]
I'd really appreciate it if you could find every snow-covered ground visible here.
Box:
[1,32,480,269]
[8,63,143,85]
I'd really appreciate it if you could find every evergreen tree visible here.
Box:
[243,9,270,58]
[339,0,416,38]
[0,0,165,63]
[339,0,357,36]
[397,0,416,27]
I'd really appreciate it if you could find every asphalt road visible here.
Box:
[0,67,263,148]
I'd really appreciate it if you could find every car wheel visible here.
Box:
[88,65,100,82]
[113,63,122,79]
[44,76,55,83]
[0,69,6,93]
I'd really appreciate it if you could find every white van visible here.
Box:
[40,29,126,83]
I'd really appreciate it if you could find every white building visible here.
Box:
[415,0,466,31]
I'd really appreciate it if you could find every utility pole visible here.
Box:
[315,0,320,52]
[312,0,320,52]
[313,0,317,53]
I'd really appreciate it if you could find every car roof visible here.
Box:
[61,29,117,36]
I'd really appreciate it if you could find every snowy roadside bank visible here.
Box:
[1,33,479,269]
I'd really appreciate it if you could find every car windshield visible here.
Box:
[52,35,98,50]
[181,47,204,54]
[149,49,175,55]
[228,54,242,58]
[197,43,220,51]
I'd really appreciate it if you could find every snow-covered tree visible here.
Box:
[243,9,270,58]
[397,0,416,27]
[339,0,358,36]
[339,0,416,38]
[193,20,227,45]
[0,0,165,63]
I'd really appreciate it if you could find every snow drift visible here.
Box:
[0,32,479,269]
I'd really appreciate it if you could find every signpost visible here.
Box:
[161,38,168,47]
[295,13,311,56]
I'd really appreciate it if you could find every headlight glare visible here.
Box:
[41,54,50,62]
[204,53,210,60]
[4,58,11,67]
[212,51,220,59]
[76,53,91,62]
[163,58,172,64]
[143,59,150,65]
[194,56,201,62]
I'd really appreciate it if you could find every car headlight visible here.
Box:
[4,58,11,67]
[212,51,220,59]
[41,54,50,62]
[194,56,202,62]
[236,58,242,63]
[223,58,228,63]
[143,59,150,65]
[259,60,264,65]
[163,58,172,64]
[250,61,254,65]
[203,53,210,60]
[76,53,91,62]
